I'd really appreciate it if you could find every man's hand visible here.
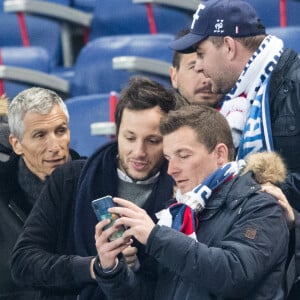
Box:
[261,183,295,229]
[95,218,132,270]
[109,197,156,245]
[122,246,140,271]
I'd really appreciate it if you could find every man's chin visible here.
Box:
[120,160,162,182]
[47,161,65,173]
[127,172,149,182]
[194,98,219,107]
[126,167,158,182]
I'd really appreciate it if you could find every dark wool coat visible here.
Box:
[0,150,82,300]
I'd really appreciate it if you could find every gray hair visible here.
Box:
[8,87,69,140]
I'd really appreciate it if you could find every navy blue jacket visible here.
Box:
[269,48,300,299]
[270,49,300,210]
[95,172,289,300]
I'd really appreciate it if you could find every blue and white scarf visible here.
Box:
[220,35,284,159]
[156,160,245,240]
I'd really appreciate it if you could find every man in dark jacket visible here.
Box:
[10,77,182,300]
[93,104,289,299]
[0,87,82,300]
[170,0,300,297]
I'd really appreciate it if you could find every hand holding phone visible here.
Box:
[91,195,125,241]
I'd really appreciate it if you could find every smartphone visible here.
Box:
[91,195,125,241]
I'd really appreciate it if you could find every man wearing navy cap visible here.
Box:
[171,1,300,298]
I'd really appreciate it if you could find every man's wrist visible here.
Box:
[94,256,119,274]
[90,257,96,280]
[101,258,119,273]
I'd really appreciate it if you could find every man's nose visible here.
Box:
[47,135,61,152]
[133,141,146,156]
[167,159,178,176]
[194,58,203,73]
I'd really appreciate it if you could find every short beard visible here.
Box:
[118,156,164,182]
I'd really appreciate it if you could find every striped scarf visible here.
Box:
[156,160,245,240]
[220,35,284,159]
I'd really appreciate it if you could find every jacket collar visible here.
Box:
[200,172,260,220]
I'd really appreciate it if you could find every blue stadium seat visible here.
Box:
[2,0,87,68]
[0,47,69,100]
[267,26,300,53]
[286,0,300,26]
[244,0,300,27]
[0,46,49,99]
[72,0,96,12]
[3,0,193,67]
[89,0,192,40]
[65,93,116,157]
[244,0,279,27]
[44,0,70,4]
[0,11,62,68]
[71,34,174,96]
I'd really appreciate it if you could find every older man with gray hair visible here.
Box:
[0,87,82,300]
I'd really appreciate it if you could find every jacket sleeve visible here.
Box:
[10,161,95,292]
[281,171,300,212]
[94,255,157,300]
[146,192,289,298]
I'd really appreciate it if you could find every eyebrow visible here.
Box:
[174,148,191,156]
[123,130,162,138]
[187,60,196,67]
[56,122,68,127]
[31,121,68,132]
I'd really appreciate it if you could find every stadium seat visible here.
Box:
[0,47,69,100]
[286,0,300,26]
[244,0,300,27]
[89,0,193,40]
[65,93,116,157]
[70,34,174,96]
[243,0,279,27]
[72,0,96,12]
[4,0,194,67]
[0,0,64,68]
[3,0,91,67]
[267,26,300,53]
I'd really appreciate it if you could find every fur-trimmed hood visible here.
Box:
[241,151,286,185]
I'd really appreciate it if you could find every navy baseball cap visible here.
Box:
[170,0,266,53]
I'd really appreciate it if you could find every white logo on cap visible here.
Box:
[214,19,224,33]
[191,3,206,30]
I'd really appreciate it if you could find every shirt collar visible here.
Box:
[117,168,160,184]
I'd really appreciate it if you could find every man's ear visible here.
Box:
[214,143,229,166]
[9,134,23,155]
[223,36,237,60]
[169,66,178,89]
